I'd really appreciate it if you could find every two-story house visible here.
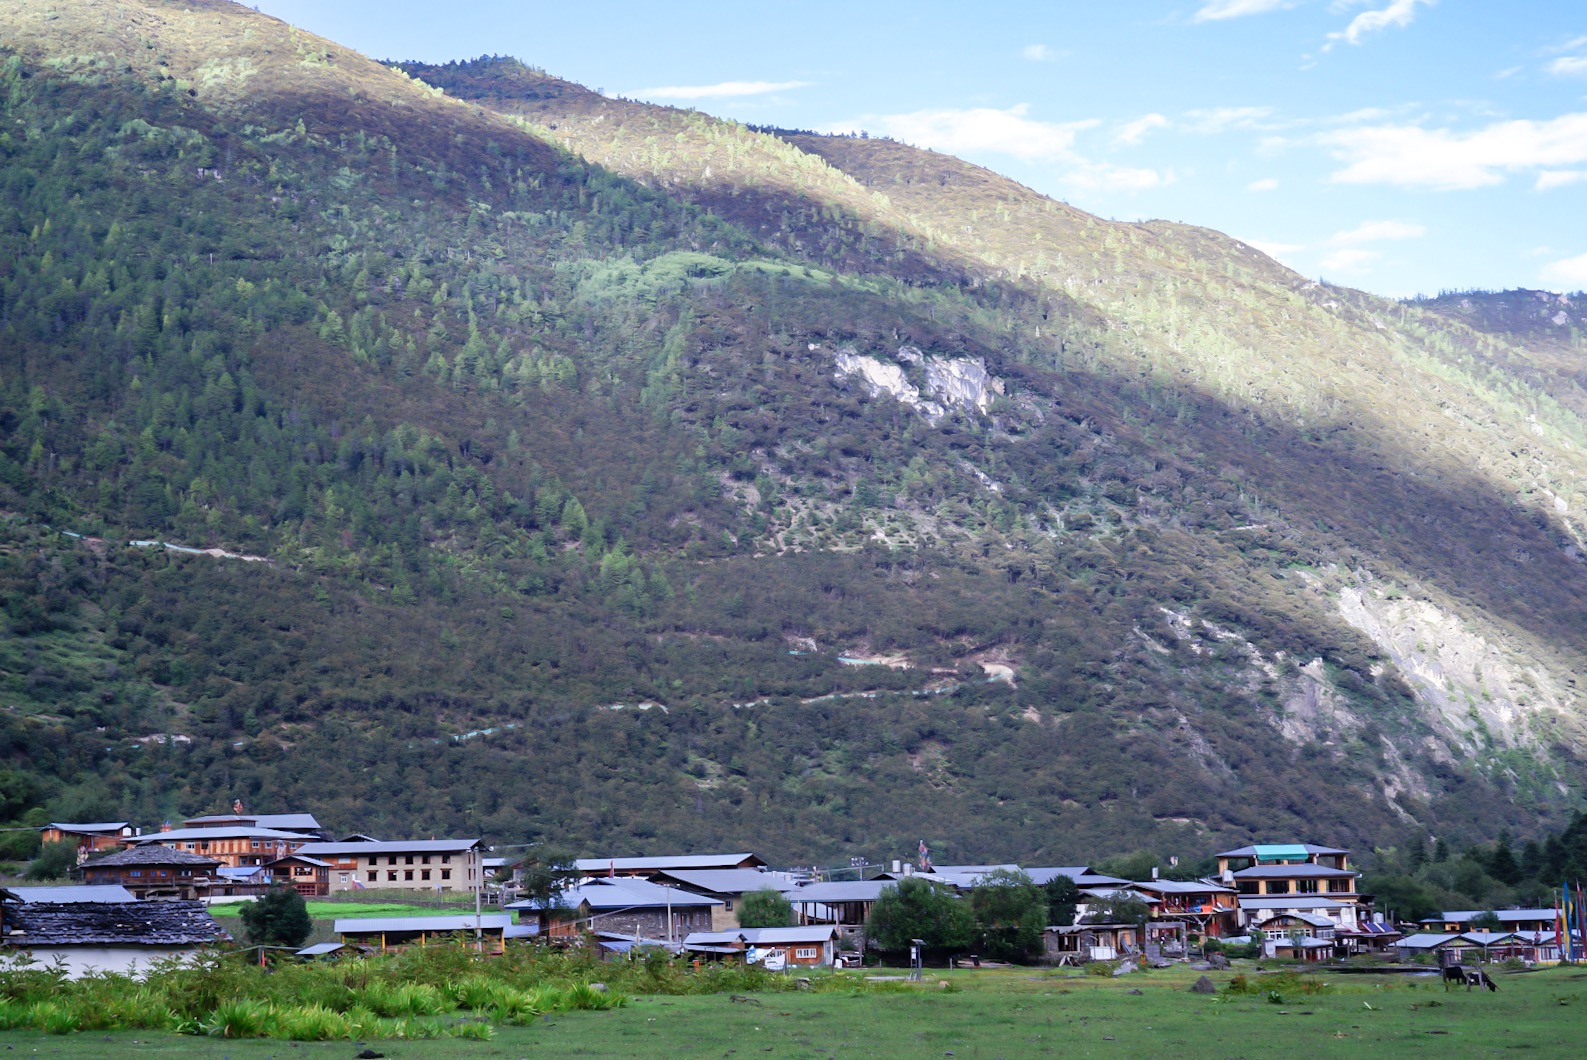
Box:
[292,839,484,894]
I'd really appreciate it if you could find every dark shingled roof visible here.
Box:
[3,901,231,946]
[85,846,222,869]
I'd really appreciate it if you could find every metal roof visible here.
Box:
[1431,909,1561,923]
[44,822,129,834]
[185,813,323,832]
[509,878,724,912]
[294,839,480,857]
[1217,843,1349,858]
[295,942,346,956]
[1237,896,1350,910]
[336,914,513,934]
[1231,864,1356,879]
[683,926,837,946]
[651,869,791,894]
[573,853,765,872]
[784,881,890,903]
[1131,879,1234,894]
[1023,867,1123,886]
[6,885,137,903]
[132,826,310,843]
[1265,911,1337,927]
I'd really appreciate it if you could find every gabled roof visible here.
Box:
[1237,896,1350,910]
[184,813,324,833]
[84,845,222,869]
[336,914,513,934]
[294,839,480,857]
[784,881,891,903]
[1231,864,1356,879]
[5,885,136,903]
[132,827,310,844]
[2,901,229,947]
[573,853,766,873]
[507,877,724,912]
[651,868,789,895]
[1429,909,1561,924]
[1217,843,1349,859]
[44,822,130,835]
[267,854,331,868]
[1264,911,1337,927]
[1131,879,1234,895]
[683,925,837,946]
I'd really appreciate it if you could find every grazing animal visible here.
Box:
[1442,965,1467,991]
[1465,968,1498,992]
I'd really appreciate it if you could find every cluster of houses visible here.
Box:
[14,816,1582,977]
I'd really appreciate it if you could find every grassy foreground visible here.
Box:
[0,962,1583,1057]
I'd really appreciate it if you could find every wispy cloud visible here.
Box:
[1541,251,1587,289]
[1320,113,1587,189]
[1319,247,1382,273]
[1549,56,1587,78]
[1329,219,1426,244]
[1246,238,1303,259]
[1022,43,1053,61]
[637,80,812,100]
[1324,0,1434,51]
[1114,113,1169,146]
[1537,169,1587,191]
[847,104,1097,161]
[1193,0,1292,22]
[1247,178,1279,191]
[1183,106,1278,134]
[837,105,1169,191]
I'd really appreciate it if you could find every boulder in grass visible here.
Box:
[1208,953,1231,970]
[1190,975,1217,995]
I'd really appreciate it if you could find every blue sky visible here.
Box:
[250,1,1587,299]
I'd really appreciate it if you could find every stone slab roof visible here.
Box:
[3,901,229,946]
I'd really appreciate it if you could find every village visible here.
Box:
[4,811,1572,980]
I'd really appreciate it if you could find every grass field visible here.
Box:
[0,963,1583,1058]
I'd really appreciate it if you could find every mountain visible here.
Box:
[1,1,1584,868]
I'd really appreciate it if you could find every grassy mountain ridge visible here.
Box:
[0,3,1582,865]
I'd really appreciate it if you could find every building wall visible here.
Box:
[18,945,205,980]
[589,907,714,942]
[331,849,483,894]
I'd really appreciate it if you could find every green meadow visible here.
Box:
[0,962,1582,1058]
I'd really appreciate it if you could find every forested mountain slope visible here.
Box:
[0,3,1583,865]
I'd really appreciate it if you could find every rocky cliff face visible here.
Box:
[833,345,1004,423]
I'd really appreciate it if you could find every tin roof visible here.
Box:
[683,926,837,946]
[651,869,791,894]
[573,853,766,873]
[784,881,891,903]
[132,827,309,844]
[336,914,513,934]
[508,877,724,912]
[44,822,129,835]
[294,839,480,857]
[1217,843,1349,858]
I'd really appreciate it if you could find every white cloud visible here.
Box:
[1183,106,1278,134]
[1540,251,1587,289]
[1320,113,1587,189]
[1066,162,1172,191]
[1542,35,1587,55]
[1247,178,1279,191]
[1549,56,1587,78]
[637,80,812,100]
[1022,44,1053,61]
[850,104,1099,162]
[1324,0,1433,50]
[1319,247,1381,272]
[1329,219,1426,244]
[1537,169,1587,190]
[1245,238,1304,259]
[1114,113,1169,146]
[1193,0,1292,21]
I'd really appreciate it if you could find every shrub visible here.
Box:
[205,997,273,1037]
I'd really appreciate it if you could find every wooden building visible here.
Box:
[39,822,136,858]
[78,846,222,899]
[682,925,838,968]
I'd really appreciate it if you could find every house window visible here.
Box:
[422,855,431,864]
[130,870,143,877]
[251,840,260,849]
[387,870,397,881]
[405,855,415,865]
[422,869,431,881]
[1297,879,1319,894]
[339,873,350,884]
[795,948,817,959]
[725,900,734,911]
[404,869,414,881]
[388,856,398,866]
[441,869,451,881]
[1267,880,1290,895]
[367,871,377,882]
[441,855,451,864]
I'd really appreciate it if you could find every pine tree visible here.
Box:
[239,886,313,947]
